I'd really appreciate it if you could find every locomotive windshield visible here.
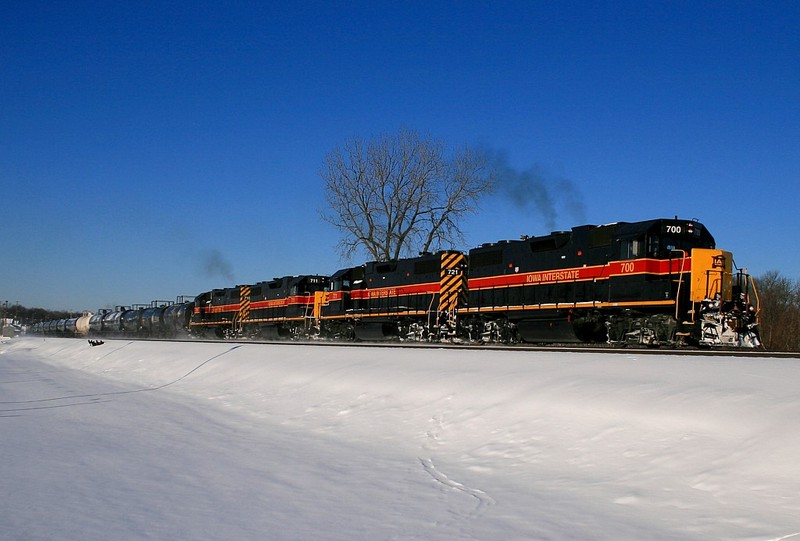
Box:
[614,220,715,260]
[647,221,715,258]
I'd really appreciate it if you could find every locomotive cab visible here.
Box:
[606,219,759,347]
[324,266,365,314]
[640,220,715,259]
[317,266,365,340]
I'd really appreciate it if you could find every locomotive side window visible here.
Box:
[648,236,660,257]
[647,235,680,257]
[621,238,644,259]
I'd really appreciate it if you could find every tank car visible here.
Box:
[88,311,107,335]
[136,300,191,338]
[121,308,144,335]
[75,312,92,336]
[63,317,78,335]
[100,309,126,336]
[162,301,193,337]
[140,305,167,336]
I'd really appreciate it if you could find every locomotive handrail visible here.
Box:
[705,269,725,301]
[426,293,437,331]
[671,249,688,322]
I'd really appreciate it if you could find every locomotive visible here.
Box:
[31,218,761,348]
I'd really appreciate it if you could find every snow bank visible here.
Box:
[2,337,799,540]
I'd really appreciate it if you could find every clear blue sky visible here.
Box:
[2,1,798,311]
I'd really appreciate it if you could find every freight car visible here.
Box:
[35,301,193,339]
[30,312,92,336]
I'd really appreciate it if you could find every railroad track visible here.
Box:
[63,336,800,359]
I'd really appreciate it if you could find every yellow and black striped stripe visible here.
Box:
[239,285,251,323]
[439,252,467,312]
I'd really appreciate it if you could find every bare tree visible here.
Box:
[756,270,800,351]
[321,129,494,261]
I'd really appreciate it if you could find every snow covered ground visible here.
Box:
[2,336,799,541]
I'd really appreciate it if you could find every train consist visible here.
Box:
[30,218,761,347]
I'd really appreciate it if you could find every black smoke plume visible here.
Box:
[487,150,586,229]
[199,249,234,282]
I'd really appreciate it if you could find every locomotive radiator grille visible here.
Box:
[439,252,467,312]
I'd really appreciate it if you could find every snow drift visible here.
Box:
[1,337,799,540]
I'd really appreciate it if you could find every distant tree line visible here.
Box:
[755,270,800,352]
[1,304,76,325]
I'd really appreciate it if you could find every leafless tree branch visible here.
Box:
[321,129,494,262]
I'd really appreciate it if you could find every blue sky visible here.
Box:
[2,1,798,311]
